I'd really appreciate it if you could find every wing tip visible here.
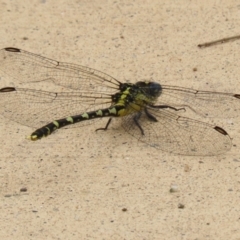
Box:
[0,87,16,92]
[214,126,228,136]
[4,47,21,52]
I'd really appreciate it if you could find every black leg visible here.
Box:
[151,104,186,112]
[96,118,112,132]
[133,112,145,135]
[144,105,185,122]
[145,108,158,122]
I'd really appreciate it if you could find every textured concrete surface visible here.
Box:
[0,0,240,239]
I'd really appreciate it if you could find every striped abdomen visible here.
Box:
[29,106,124,141]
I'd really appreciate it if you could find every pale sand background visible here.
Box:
[0,0,240,239]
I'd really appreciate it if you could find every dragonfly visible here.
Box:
[0,47,239,156]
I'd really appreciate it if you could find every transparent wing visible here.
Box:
[0,47,120,92]
[121,107,232,156]
[0,87,113,128]
[159,85,240,118]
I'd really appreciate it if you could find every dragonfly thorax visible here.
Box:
[111,83,139,106]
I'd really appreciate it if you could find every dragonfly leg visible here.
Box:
[133,112,145,135]
[151,104,185,112]
[144,105,185,122]
[96,118,112,131]
[145,108,158,122]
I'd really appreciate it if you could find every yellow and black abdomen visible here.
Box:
[29,106,126,141]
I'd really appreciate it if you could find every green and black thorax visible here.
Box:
[112,81,162,117]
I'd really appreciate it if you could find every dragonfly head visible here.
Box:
[136,81,162,98]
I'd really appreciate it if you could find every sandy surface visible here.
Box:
[0,0,240,239]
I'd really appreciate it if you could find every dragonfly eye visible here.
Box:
[148,82,162,97]
[136,81,162,97]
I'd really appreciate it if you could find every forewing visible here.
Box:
[159,85,240,118]
[0,47,120,92]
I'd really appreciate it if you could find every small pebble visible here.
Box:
[170,184,178,193]
[178,203,185,209]
[20,187,27,192]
